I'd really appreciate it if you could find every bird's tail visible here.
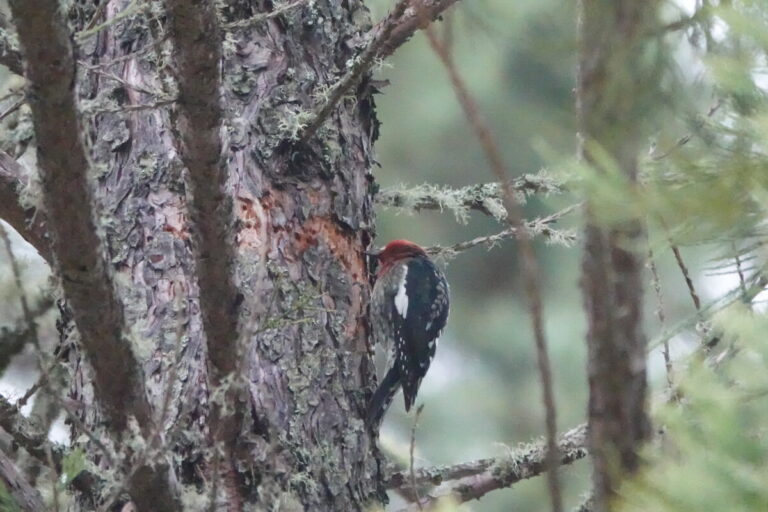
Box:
[366,366,400,429]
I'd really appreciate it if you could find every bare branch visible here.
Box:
[657,5,711,35]
[377,0,462,59]
[298,0,410,142]
[0,449,45,512]
[427,26,563,511]
[75,0,149,43]
[0,151,50,261]
[393,424,588,511]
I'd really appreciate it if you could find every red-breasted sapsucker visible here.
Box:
[366,239,450,427]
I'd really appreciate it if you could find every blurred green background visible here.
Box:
[365,0,726,510]
[367,2,588,509]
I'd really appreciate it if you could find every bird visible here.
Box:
[365,239,450,428]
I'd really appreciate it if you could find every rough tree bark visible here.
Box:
[577,1,661,510]
[8,0,387,509]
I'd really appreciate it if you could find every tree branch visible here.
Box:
[0,394,63,469]
[392,424,588,510]
[424,204,580,259]
[10,0,151,433]
[9,1,179,508]
[165,0,239,391]
[0,449,44,512]
[164,0,244,507]
[0,393,101,498]
[377,0,462,59]
[298,0,410,142]
[376,172,565,222]
[0,151,50,262]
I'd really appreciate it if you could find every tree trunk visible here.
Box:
[55,1,381,509]
[577,0,661,510]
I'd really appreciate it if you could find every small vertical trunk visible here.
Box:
[577,0,661,509]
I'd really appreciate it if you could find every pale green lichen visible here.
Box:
[277,107,313,141]
[377,182,507,224]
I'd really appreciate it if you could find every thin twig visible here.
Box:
[81,64,164,97]
[646,245,673,391]
[222,0,310,29]
[670,243,702,311]
[425,25,562,512]
[649,272,768,353]
[656,5,711,34]
[733,242,748,302]
[84,35,168,69]
[75,0,148,43]
[377,0,462,58]
[83,1,109,31]
[650,100,722,161]
[0,97,24,122]
[424,204,580,258]
[0,151,51,261]
[84,98,176,115]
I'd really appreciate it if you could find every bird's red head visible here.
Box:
[374,239,427,276]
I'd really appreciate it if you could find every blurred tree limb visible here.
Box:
[577,0,660,509]
[426,22,563,512]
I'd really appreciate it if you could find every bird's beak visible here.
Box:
[364,247,381,258]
